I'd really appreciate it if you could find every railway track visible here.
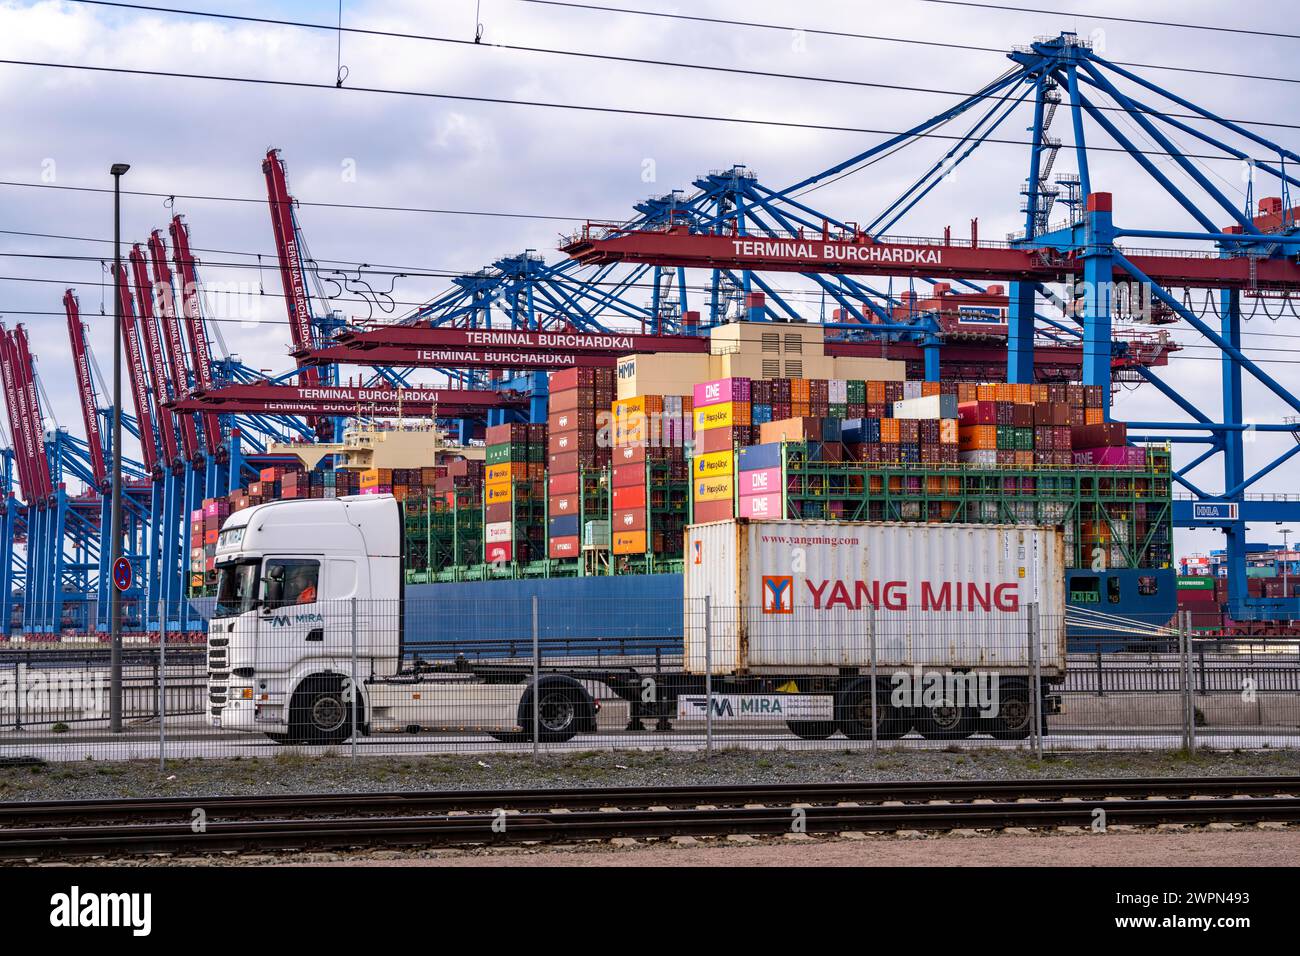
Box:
[1,776,1297,860]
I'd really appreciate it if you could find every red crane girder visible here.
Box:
[171,383,525,419]
[300,326,711,370]
[62,292,108,489]
[562,224,1300,292]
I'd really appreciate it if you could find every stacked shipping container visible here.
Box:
[547,367,615,559]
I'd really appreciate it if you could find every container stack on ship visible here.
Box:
[189,320,1178,645]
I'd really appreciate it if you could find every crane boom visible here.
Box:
[168,214,222,456]
[147,232,202,464]
[11,325,52,501]
[0,326,35,501]
[129,245,181,467]
[262,149,321,385]
[62,291,108,489]
[114,264,160,476]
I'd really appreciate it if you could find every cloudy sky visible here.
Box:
[1,0,1297,557]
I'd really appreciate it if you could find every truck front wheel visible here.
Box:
[287,676,362,745]
[520,687,583,743]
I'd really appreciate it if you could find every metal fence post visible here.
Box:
[158,600,167,772]
[350,598,358,760]
[13,660,22,731]
[704,595,713,756]
[1028,603,1042,759]
[868,604,878,753]
[532,595,539,757]
[1180,610,1195,753]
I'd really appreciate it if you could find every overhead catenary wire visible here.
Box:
[0,55,1295,168]
[918,0,1300,42]
[54,0,1300,133]
[518,0,1300,88]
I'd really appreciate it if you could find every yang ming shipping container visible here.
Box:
[684,519,1066,677]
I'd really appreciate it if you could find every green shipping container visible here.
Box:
[486,443,526,465]
[1177,576,1216,590]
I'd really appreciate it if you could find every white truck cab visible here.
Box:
[207,494,598,744]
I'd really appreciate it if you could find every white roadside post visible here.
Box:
[868,605,878,753]
[704,595,713,755]
[351,598,358,760]
[1029,603,1042,759]
[532,595,540,757]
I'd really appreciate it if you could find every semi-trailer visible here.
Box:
[208,494,1066,744]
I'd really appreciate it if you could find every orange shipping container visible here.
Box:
[612,530,647,555]
[486,462,528,484]
[921,381,941,397]
[959,425,998,451]
[866,380,887,404]
[880,418,901,443]
[1085,407,1105,424]
[939,419,959,444]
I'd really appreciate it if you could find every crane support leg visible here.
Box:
[1007,280,1036,383]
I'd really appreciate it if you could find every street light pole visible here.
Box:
[110,162,130,734]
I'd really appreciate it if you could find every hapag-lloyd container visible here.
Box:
[683,519,1066,675]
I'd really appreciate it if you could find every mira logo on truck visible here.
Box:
[802,579,1021,612]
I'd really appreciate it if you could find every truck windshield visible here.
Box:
[213,560,260,618]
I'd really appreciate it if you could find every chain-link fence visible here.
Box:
[0,597,1297,763]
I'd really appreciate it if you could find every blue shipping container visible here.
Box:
[738,442,782,471]
[548,514,580,537]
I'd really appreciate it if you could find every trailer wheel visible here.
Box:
[987,690,1034,740]
[836,689,906,740]
[287,676,361,745]
[786,720,837,740]
[916,701,975,740]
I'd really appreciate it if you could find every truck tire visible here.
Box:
[986,688,1034,740]
[786,720,837,740]
[836,688,907,740]
[287,676,361,745]
[916,701,975,740]
[518,679,596,743]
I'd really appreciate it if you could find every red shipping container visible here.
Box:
[701,427,738,453]
[1071,422,1127,448]
[548,536,580,559]
[485,422,530,446]
[485,502,512,523]
[692,499,734,523]
[548,451,580,474]
[548,471,580,496]
[548,493,579,517]
[485,540,513,564]
[613,508,646,533]
[548,429,595,456]
[549,367,596,391]
[612,464,645,488]
[613,484,647,510]
[959,401,997,426]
